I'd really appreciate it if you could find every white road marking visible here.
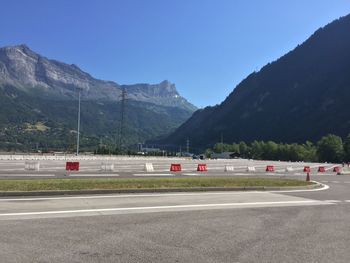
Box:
[0,200,334,217]
[0,183,330,202]
[133,173,174,176]
[271,182,329,193]
[0,192,274,202]
[0,169,25,171]
[69,174,119,177]
[39,167,63,170]
[0,174,55,177]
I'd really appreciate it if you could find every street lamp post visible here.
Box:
[76,90,81,156]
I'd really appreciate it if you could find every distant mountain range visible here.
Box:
[0,45,196,151]
[159,14,350,152]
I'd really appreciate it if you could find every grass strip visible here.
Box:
[0,177,313,192]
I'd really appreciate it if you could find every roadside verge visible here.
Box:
[0,177,323,196]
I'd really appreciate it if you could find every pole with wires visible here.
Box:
[118,87,127,153]
[76,89,81,156]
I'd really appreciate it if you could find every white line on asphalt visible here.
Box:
[271,182,329,193]
[133,174,174,176]
[0,174,55,177]
[69,174,119,177]
[0,169,25,171]
[0,200,334,217]
[0,184,330,202]
[0,191,274,201]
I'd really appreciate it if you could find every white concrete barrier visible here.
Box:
[101,163,114,172]
[285,167,294,172]
[224,165,235,172]
[25,161,40,171]
[144,163,154,172]
[247,166,256,172]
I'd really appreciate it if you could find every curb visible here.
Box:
[0,183,321,197]
[338,172,350,175]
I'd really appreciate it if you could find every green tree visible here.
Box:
[213,143,224,153]
[262,141,278,160]
[213,143,234,153]
[239,141,249,157]
[251,141,264,159]
[302,141,318,162]
[231,143,240,153]
[343,133,350,161]
[204,148,213,158]
[317,134,344,163]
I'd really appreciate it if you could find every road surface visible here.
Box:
[1,174,350,262]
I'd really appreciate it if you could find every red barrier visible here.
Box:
[197,164,207,172]
[333,167,341,173]
[170,164,182,172]
[318,166,325,173]
[66,162,79,171]
[266,165,275,172]
[303,166,311,173]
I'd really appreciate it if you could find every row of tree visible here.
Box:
[206,134,350,163]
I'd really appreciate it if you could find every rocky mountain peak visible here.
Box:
[0,44,196,111]
[2,44,39,60]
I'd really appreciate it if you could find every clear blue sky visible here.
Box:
[1,0,350,108]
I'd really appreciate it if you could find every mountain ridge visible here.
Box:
[0,45,196,151]
[0,44,196,111]
[158,14,350,151]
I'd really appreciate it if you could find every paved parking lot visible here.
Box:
[1,156,350,262]
[0,156,344,179]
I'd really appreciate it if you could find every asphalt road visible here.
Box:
[1,174,350,262]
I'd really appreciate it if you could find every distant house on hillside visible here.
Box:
[211,152,240,159]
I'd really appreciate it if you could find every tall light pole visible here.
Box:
[76,89,81,156]
[221,132,223,153]
[118,87,127,153]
